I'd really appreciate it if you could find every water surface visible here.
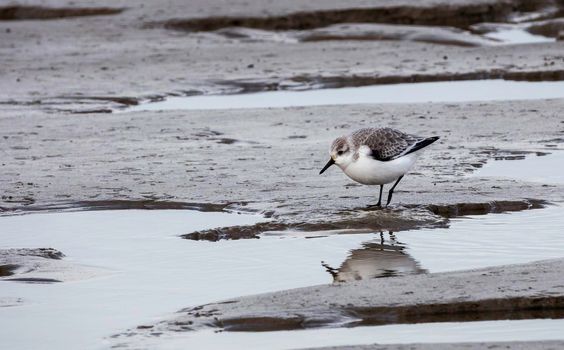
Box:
[126,80,564,111]
[474,151,564,184]
[485,28,556,44]
[2,205,564,349]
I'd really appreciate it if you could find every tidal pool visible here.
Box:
[2,204,564,349]
[484,27,556,44]
[126,80,564,111]
[474,151,564,185]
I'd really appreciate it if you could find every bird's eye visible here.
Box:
[337,150,344,156]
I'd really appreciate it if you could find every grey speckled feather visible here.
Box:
[349,128,437,161]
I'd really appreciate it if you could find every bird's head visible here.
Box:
[319,136,354,174]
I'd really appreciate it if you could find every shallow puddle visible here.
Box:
[126,80,564,111]
[138,318,564,350]
[484,24,556,45]
[2,205,564,349]
[484,27,556,44]
[474,151,564,184]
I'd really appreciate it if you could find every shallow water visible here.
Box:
[126,80,564,111]
[474,151,564,184]
[485,28,556,44]
[2,206,564,349]
[320,205,564,281]
[136,318,564,350]
[0,210,262,350]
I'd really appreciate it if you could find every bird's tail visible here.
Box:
[404,136,440,156]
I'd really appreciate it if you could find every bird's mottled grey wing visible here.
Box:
[350,128,423,161]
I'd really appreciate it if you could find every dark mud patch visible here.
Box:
[59,95,140,106]
[0,6,124,20]
[183,210,438,241]
[155,2,550,32]
[286,69,564,88]
[218,316,323,332]
[183,199,545,241]
[67,109,113,114]
[348,296,564,327]
[527,18,564,38]
[1,248,64,260]
[0,264,18,277]
[218,296,564,332]
[208,70,564,97]
[3,277,62,284]
[425,198,545,218]
[215,137,239,145]
[0,199,243,216]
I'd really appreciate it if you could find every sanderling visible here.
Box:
[319,127,439,207]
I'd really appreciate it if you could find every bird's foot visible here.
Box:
[367,203,382,210]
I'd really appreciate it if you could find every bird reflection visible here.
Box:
[322,232,426,283]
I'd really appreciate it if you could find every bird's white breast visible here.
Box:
[341,152,419,185]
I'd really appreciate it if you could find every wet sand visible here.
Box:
[1,100,563,230]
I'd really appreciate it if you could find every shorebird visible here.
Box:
[319,127,439,207]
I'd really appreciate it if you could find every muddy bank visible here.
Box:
[0,248,105,283]
[528,18,564,38]
[116,258,564,339]
[183,199,545,241]
[0,248,66,283]
[156,0,555,32]
[0,5,123,20]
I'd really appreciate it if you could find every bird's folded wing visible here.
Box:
[352,128,419,161]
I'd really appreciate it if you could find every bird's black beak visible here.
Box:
[319,158,335,174]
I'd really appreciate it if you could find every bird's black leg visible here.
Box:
[376,184,383,207]
[321,261,338,280]
[386,175,404,207]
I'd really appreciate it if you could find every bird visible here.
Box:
[319,127,439,207]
